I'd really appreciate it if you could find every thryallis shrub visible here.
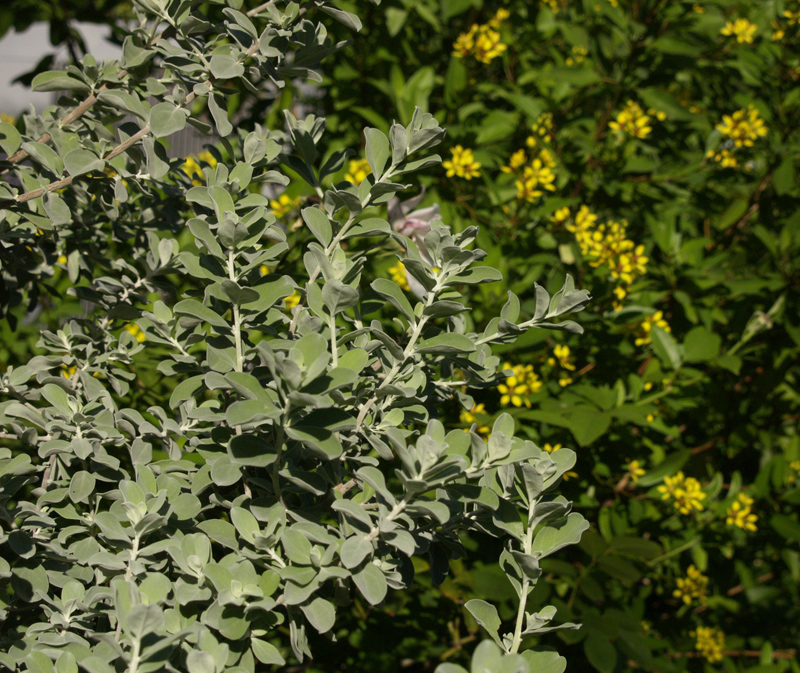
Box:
[0,1,591,671]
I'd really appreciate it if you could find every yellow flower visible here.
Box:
[726,492,758,531]
[61,365,77,379]
[501,149,528,174]
[259,265,270,276]
[692,4,705,13]
[772,20,785,41]
[270,193,301,219]
[634,310,670,346]
[57,255,68,265]
[498,362,542,408]
[673,565,709,606]
[283,291,301,310]
[551,207,571,224]
[787,460,800,484]
[691,626,725,663]
[181,150,218,186]
[716,105,768,147]
[345,158,372,185]
[608,100,652,139]
[657,471,706,515]
[706,149,739,168]
[515,158,557,202]
[721,18,757,44]
[461,403,491,439]
[0,113,16,125]
[566,45,588,66]
[626,459,646,482]
[541,0,566,13]
[388,261,410,292]
[443,145,482,180]
[543,443,561,453]
[488,8,510,28]
[453,23,507,63]
[553,344,576,371]
[124,323,146,343]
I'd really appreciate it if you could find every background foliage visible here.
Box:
[2,0,800,671]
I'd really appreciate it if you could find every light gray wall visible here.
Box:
[0,22,122,118]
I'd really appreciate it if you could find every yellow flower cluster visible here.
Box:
[625,459,646,483]
[691,626,725,663]
[452,10,509,64]
[547,344,576,386]
[181,150,218,186]
[609,100,658,139]
[125,323,146,343]
[721,18,757,44]
[345,158,372,185]
[564,206,648,301]
[566,45,588,66]
[498,362,542,408]
[461,403,491,439]
[716,106,768,148]
[61,365,77,379]
[541,0,566,12]
[388,261,410,291]
[657,471,706,515]
[726,492,758,531]
[543,443,562,453]
[528,113,554,147]
[270,193,302,219]
[443,145,482,180]
[705,148,739,168]
[634,310,671,346]
[673,565,709,606]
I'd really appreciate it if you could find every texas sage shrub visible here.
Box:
[0,1,591,671]
[286,0,800,670]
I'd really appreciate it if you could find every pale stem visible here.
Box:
[509,499,538,655]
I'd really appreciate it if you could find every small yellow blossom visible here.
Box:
[626,459,646,482]
[551,207,571,224]
[566,45,588,66]
[541,0,566,12]
[57,255,68,265]
[634,310,670,346]
[283,291,301,310]
[691,627,725,663]
[553,344,576,371]
[673,565,709,605]
[259,265,270,276]
[0,113,15,124]
[443,145,482,180]
[726,492,758,531]
[721,18,757,44]
[657,471,706,515]
[772,21,785,41]
[787,460,800,484]
[498,362,542,408]
[181,150,218,186]
[270,193,301,219]
[488,8,510,28]
[692,4,705,13]
[501,149,528,174]
[706,149,739,168]
[61,365,77,379]
[716,106,768,147]
[515,159,557,202]
[388,261,410,292]
[461,403,491,439]
[453,23,507,64]
[124,324,146,343]
[543,443,562,453]
[609,100,652,139]
[345,158,371,185]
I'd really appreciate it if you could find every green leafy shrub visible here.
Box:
[0,1,591,671]
[289,0,800,670]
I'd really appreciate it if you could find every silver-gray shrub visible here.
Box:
[0,1,591,671]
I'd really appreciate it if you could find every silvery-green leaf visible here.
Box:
[352,562,387,605]
[464,600,503,647]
